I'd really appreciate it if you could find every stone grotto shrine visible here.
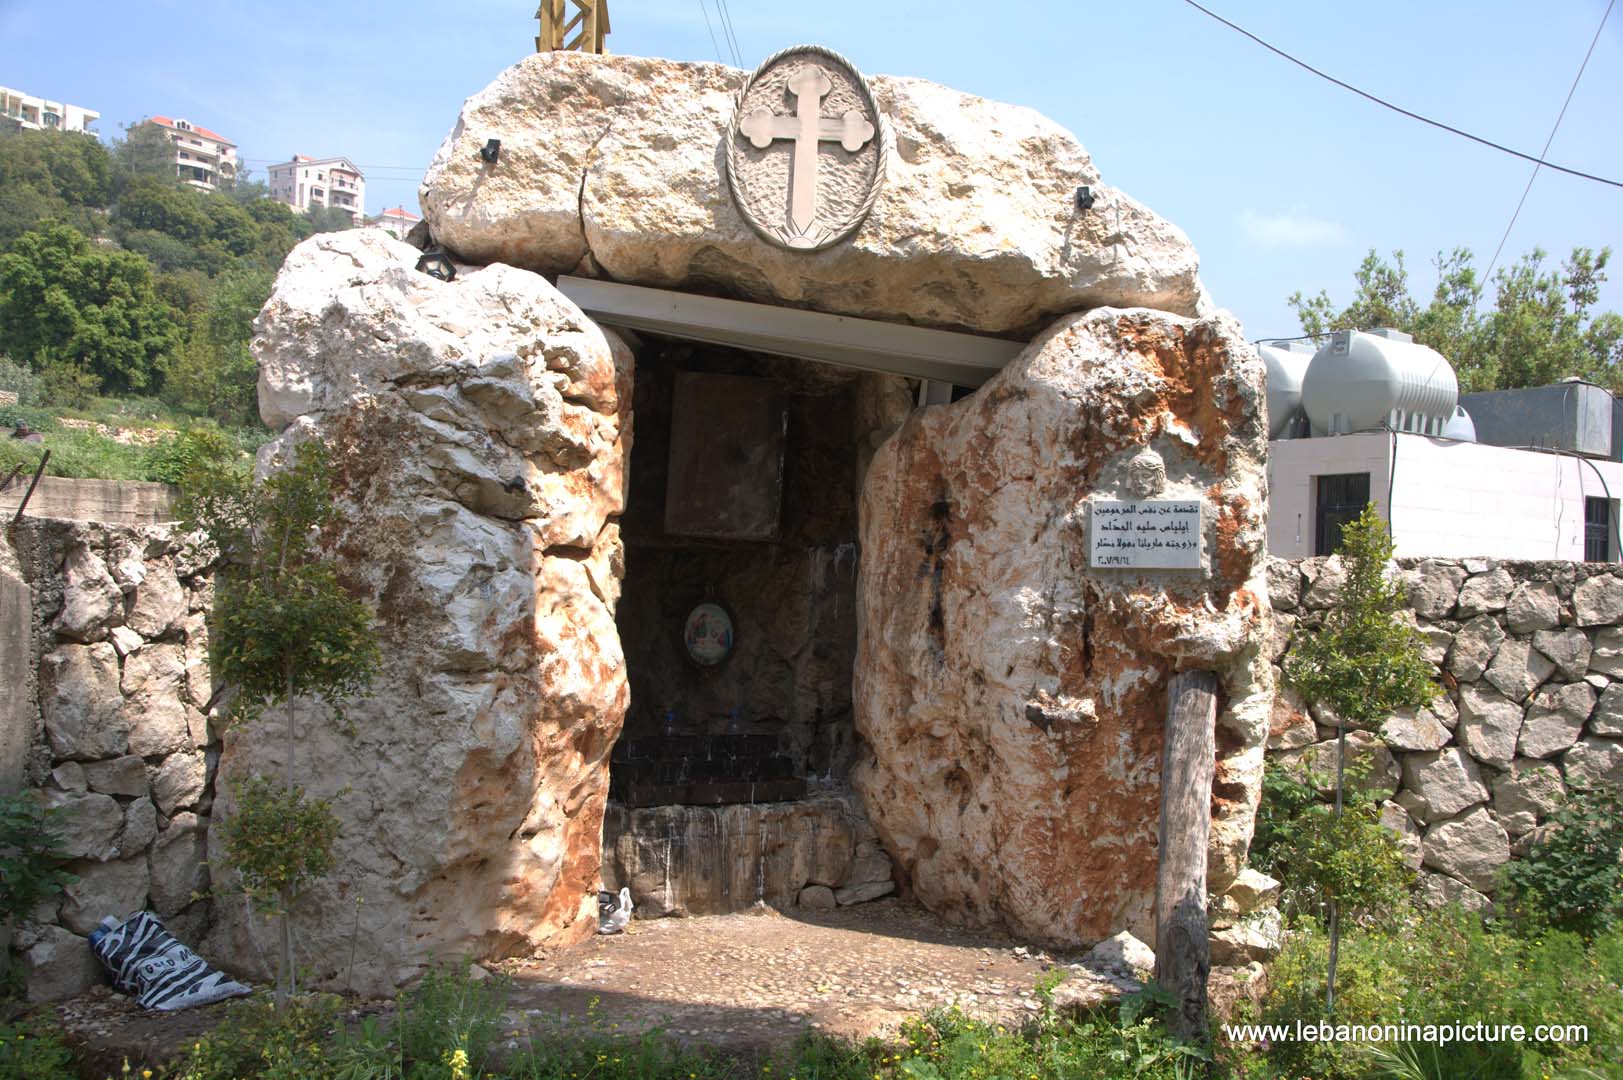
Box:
[207,46,1274,993]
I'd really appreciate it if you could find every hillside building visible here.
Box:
[367,205,420,240]
[148,116,238,191]
[0,86,98,133]
[267,155,366,223]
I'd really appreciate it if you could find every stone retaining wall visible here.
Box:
[3,519,219,1002]
[1268,556,1623,911]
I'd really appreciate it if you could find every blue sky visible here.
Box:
[3,0,1619,341]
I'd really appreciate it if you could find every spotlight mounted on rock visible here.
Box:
[479,138,502,165]
[415,247,456,282]
[1075,185,1096,212]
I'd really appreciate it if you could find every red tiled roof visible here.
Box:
[379,206,420,220]
[148,115,236,147]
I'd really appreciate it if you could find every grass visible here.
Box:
[0,401,267,485]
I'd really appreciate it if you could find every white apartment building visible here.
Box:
[267,156,366,223]
[367,205,420,240]
[148,116,238,192]
[0,87,98,133]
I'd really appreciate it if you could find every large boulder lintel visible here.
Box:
[419,52,1203,337]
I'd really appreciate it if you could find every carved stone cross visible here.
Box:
[740,65,876,234]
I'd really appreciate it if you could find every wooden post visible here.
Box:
[1154,669,1217,1043]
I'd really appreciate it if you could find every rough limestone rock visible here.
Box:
[84,755,147,797]
[1532,628,1591,682]
[118,797,157,857]
[1505,581,1562,633]
[1447,615,1505,683]
[23,926,103,1004]
[854,306,1270,948]
[1573,574,1623,626]
[1483,639,1555,703]
[1210,909,1284,965]
[1083,930,1156,978]
[1518,682,1594,760]
[1418,871,1492,916]
[1563,736,1623,787]
[1221,868,1281,915]
[149,814,209,918]
[151,752,206,815]
[420,53,1202,335]
[120,645,192,758]
[1281,732,1401,801]
[1491,761,1564,837]
[125,558,187,638]
[40,643,128,761]
[1457,685,1524,770]
[1421,807,1510,894]
[1378,800,1423,869]
[54,541,122,642]
[58,857,150,935]
[1590,627,1623,678]
[210,229,631,994]
[1301,558,1346,610]
[44,790,124,861]
[1405,561,1464,620]
[1455,569,1514,618]
[798,885,836,910]
[1266,558,1300,612]
[1267,685,1317,750]
[1399,748,1489,824]
[1591,683,1623,736]
[1379,703,1451,752]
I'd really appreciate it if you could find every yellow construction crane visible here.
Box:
[536,0,610,54]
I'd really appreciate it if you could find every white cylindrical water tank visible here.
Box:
[1259,342,1313,439]
[1301,328,1458,436]
[1441,405,1476,442]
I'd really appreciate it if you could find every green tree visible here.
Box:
[302,205,359,235]
[161,267,273,425]
[179,441,379,1008]
[0,127,110,247]
[1282,504,1436,1012]
[0,223,184,393]
[112,120,181,190]
[1289,245,1623,393]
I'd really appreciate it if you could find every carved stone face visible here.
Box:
[1127,448,1166,498]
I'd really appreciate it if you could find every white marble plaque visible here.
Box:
[1090,500,1203,569]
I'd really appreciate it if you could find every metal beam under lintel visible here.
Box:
[556,276,1025,387]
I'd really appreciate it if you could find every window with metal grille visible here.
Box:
[1315,473,1371,556]
[1585,497,1613,562]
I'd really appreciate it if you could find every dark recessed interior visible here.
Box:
[610,336,864,807]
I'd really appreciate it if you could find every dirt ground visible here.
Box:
[500,899,1061,1053]
[50,899,1065,1072]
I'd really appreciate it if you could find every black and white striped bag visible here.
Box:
[90,912,252,1011]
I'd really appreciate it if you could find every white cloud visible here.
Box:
[1239,209,1347,248]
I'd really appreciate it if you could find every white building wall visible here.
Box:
[0,87,98,133]
[1268,433,1623,561]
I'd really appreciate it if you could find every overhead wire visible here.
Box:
[715,0,745,66]
[696,0,726,65]
[1178,0,1623,190]
[1481,0,1615,286]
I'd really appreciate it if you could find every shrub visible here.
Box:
[219,776,338,917]
[144,424,238,485]
[0,792,76,926]
[1251,762,1414,926]
[0,354,41,406]
[1500,782,1623,939]
[1255,909,1623,1079]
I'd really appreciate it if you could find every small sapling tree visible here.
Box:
[1282,504,1435,1012]
[180,440,378,1009]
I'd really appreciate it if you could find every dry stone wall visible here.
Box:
[1268,556,1623,912]
[2,519,218,1003]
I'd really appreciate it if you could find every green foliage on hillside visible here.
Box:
[1291,246,1623,393]
[0,122,357,434]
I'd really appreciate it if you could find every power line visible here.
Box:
[696,0,726,65]
[1481,0,1615,286]
[1179,0,1623,190]
[716,0,745,66]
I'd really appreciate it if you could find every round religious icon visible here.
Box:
[726,45,888,252]
[683,602,736,666]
